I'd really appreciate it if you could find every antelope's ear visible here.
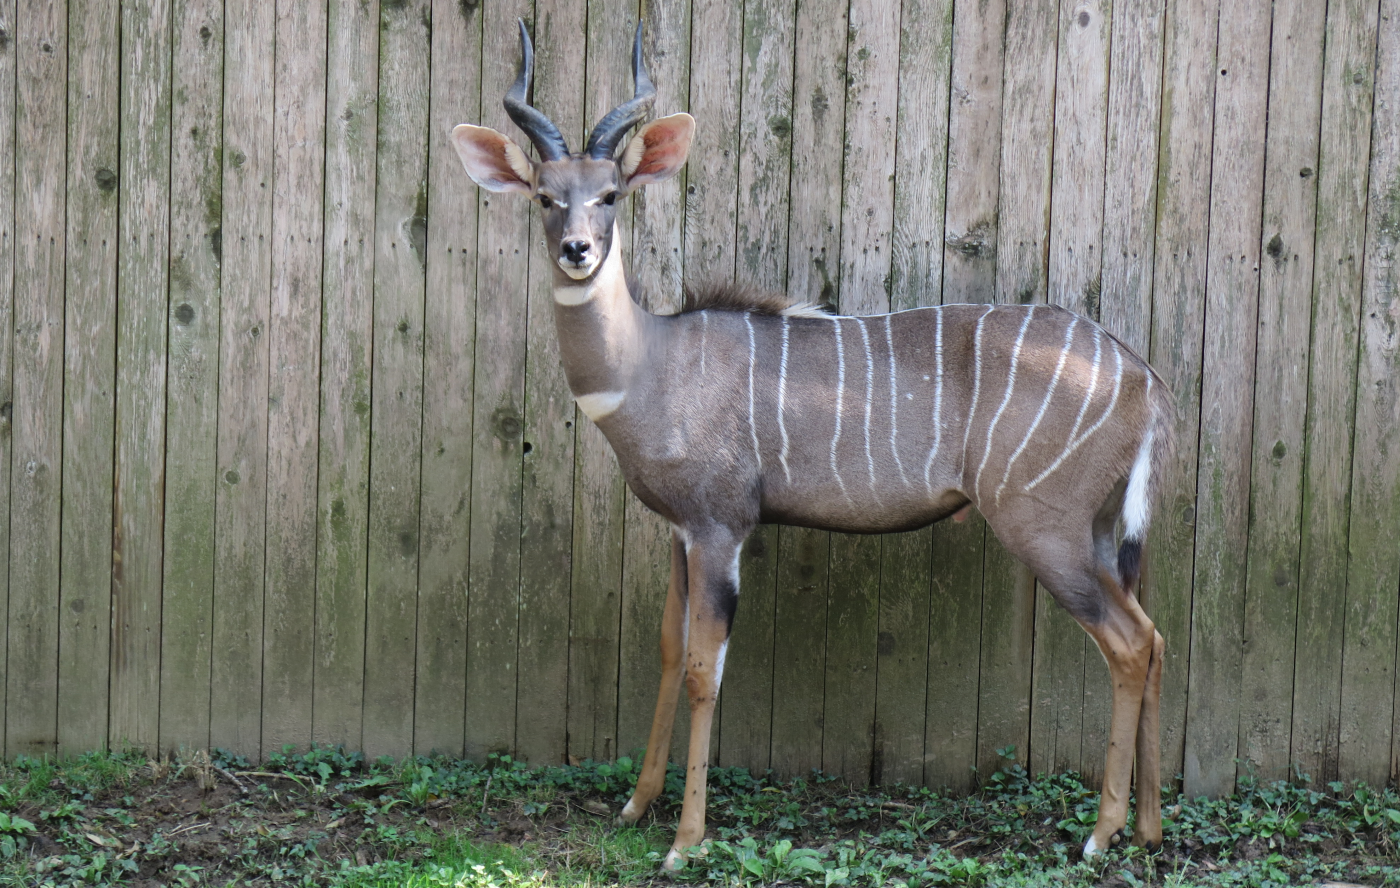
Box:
[451,124,537,194]
[619,113,695,191]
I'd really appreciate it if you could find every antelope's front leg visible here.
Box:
[620,531,689,823]
[662,531,742,872]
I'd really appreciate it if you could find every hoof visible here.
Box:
[1082,828,1124,859]
[617,799,644,825]
[1082,835,1103,859]
[662,849,686,872]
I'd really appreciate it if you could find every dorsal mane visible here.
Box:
[679,282,832,318]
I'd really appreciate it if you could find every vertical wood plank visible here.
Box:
[890,0,952,312]
[1237,0,1323,782]
[1095,0,1165,788]
[211,0,274,759]
[925,515,984,791]
[1357,0,1400,785]
[112,0,173,753]
[874,531,930,784]
[785,0,845,306]
[770,527,829,775]
[58,0,118,755]
[616,0,691,767]
[940,0,1004,304]
[1099,0,1165,355]
[1145,0,1218,784]
[462,0,530,761]
[362,0,430,759]
[877,0,951,788]
[314,0,378,751]
[1183,0,1271,797]
[515,0,584,766]
[415,0,481,759]
[715,0,792,773]
[1328,0,1386,786]
[839,0,898,317]
[261,0,327,755]
[824,533,881,780]
[771,0,845,778]
[0,0,17,756]
[983,0,1056,779]
[6,0,64,759]
[160,0,224,756]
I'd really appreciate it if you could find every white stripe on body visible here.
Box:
[997,316,1079,505]
[858,318,879,497]
[886,315,909,486]
[958,305,997,493]
[922,307,946,495]
[830,317,850,500]
[975,307,1036,502]
[777,318,792,483]
[746,314,762,470]
[1026,331,1125,491]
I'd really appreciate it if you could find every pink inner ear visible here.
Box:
[453,127,531,193]
[629,117,693,185]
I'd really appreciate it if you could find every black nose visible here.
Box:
[562,239,590,263]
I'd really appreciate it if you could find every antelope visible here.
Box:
[451,22,1173,869]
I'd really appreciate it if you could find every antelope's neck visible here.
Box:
[551,236,650,424]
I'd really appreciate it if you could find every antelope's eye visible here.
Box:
[537,194,553,209]
[603,191,619,206]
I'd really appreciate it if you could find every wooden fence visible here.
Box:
[0,0,1397,802]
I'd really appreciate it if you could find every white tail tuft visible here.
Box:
[1123,427,1154,541]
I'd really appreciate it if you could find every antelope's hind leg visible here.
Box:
[662,529,743,871]
[1131,628,1166,850]
[1013,532,1157,858]
[620,531,690,824]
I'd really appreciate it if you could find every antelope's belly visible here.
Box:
[759,484,970,535]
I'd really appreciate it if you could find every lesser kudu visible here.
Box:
[451,21,1173,869]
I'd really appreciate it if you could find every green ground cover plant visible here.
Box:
[0,746,1395,887]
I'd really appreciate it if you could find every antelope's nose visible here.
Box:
[562,239,591,264]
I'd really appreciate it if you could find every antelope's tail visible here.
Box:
[1118,370,1175,594]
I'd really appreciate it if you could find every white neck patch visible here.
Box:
[575,390,625,421]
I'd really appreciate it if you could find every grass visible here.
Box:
[0,746,1398,886]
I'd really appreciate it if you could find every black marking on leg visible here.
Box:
[711,578,739,635]
[1118,537,1143,591]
